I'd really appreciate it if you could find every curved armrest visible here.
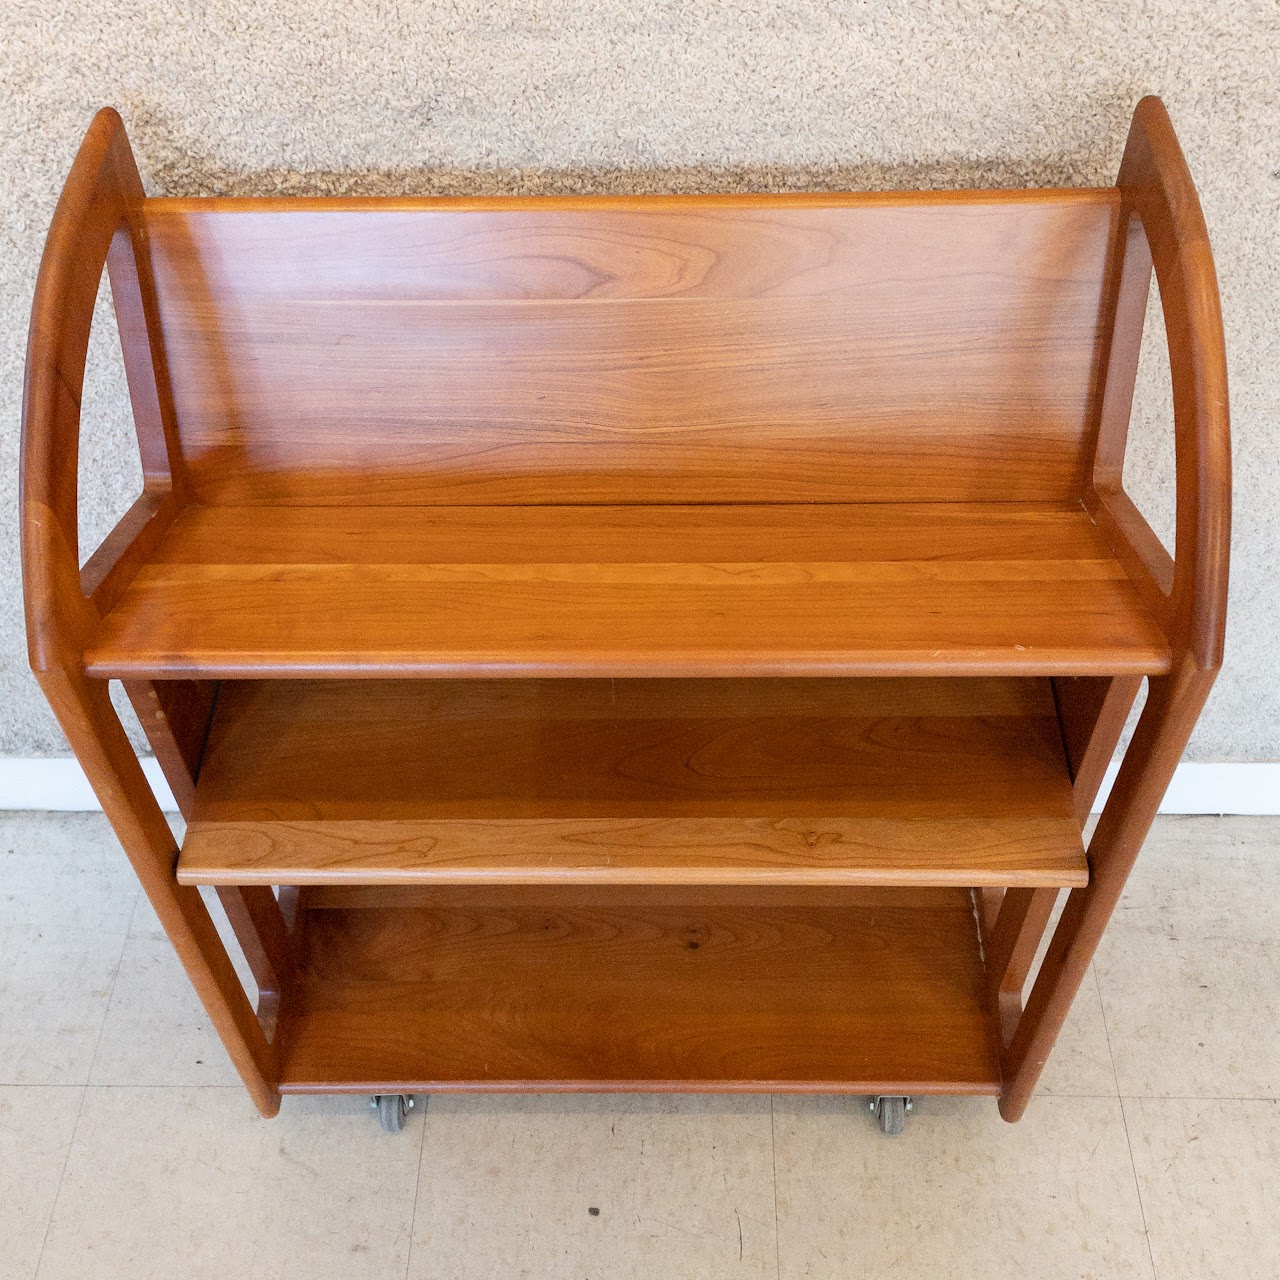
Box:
[1086,97,1231,673]
[21,109,181,676]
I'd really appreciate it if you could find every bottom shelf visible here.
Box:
[276,885,1003,1095]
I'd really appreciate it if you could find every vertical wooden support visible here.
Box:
[990,676,1143,1050]
[123,679,219,817]
[41,670,281,1115]
[20,110,281,1117]
[1001,98,1230,1119]
[987,887,1060,1046]
[216,886,296,1041]
[125,675,296,1042]
[978,887,1004,937]
[1002,666,1215,1117]
[20,100,1231,1124]
[214,887,296,993]
[1052,675,1144,823]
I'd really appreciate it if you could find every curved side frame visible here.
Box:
[1000,97,1231,1119]
[21,101,1229,1125]
[20,108,279,1116]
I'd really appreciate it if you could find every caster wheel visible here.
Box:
[372,1094,416,1133]
[870,1095,911,1136]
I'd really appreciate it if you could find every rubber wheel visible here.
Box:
[376,1094,410,1134]
[876,1096,907,1136]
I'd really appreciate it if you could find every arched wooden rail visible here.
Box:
[22,99,1227,1122]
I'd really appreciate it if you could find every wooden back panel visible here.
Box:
[142,191,1120,505]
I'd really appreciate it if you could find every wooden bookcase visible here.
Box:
[20,98,1229,1133]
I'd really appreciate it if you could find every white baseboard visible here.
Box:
[0,756,1275,816]
[1091,761,1279,815]
[0,757,178,812]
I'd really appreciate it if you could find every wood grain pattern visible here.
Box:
[1002,97,1231,1120]
[20,110,278,1116]
[276,886,1003,1092]
[1085,102,1230,671]
[142,194,1118,506]
[84,503,1170,678]
[122,678,218,817]
[21,101,1228,1120]
[988,886,1060,1045]
[1051,674,1143,822]
[177,676,1087,888]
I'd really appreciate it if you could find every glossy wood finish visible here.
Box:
[1085,105,1230,670]
[215,885,295,1041]
[1052,674,1144,822]
[277,886,1002,1093]
[20,109,277,1115]
[1001,97,1230,1119]
[988,887,1060,1045]
[122,678,218,816]
[21,100,1229,1122]
[974,673,1142,1043]
[84,503,1170,679]
[144,192,1117,507]
[177,677,1088,888]
[122,674,298,1040]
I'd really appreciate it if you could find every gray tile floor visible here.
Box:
[1,812,1276,1279]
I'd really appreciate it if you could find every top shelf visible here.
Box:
[85,502,1169,680]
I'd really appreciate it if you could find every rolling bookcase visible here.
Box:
[21,98,1229,1134]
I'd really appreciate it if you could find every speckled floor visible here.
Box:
[2,812,1277,1280]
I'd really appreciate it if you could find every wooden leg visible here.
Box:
[215,885,296,1039]
[988,888,1059,1047]
[123,678,218,819]
[1052,675,1143,824]
[979,886,1005,937]
[39,668,280,1116]
[124,681,291,1041]
[277,885,302,932]
[1001,664,1214,1120]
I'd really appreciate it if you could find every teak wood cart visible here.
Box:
[22,99,1229,1134]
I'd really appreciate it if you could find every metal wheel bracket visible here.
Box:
[371,1093,417,1133]
[869,1095,912,1135]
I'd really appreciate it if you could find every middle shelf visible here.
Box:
[177,675,1088,889]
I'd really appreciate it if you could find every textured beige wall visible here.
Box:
[2,2,1277,759]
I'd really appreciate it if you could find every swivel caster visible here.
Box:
[371,1094,417,1133]
[869,1095,912,1136]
